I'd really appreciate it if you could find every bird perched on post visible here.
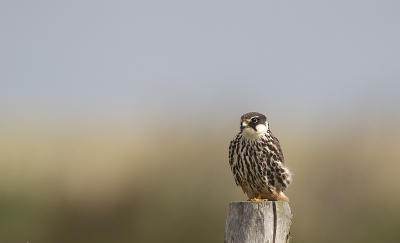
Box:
[229,112,292,201]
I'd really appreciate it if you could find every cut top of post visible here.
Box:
[224,201,292,243]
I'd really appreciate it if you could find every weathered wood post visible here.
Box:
[224,201,292,243]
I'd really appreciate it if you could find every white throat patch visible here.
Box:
[242,124,267,140]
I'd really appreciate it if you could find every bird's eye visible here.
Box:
[251,117,258,123]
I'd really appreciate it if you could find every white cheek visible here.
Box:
[255,124,267,134]
[242,124,267,140]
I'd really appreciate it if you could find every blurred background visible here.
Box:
[1,1,400,242]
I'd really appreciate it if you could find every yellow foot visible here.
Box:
[248,196,268,202]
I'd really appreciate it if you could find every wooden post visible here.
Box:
[224,201,292,243]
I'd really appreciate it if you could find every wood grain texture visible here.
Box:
[224,201,292,243]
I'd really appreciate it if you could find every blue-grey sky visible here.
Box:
[1,1,399,131]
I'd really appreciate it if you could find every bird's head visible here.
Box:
[240,112,268,140]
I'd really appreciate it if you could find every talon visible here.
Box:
[249,195,268,202]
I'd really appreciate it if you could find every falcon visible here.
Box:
[228,112,292,201]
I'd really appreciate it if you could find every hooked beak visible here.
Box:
[240,120,249,130]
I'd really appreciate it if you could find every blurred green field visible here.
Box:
[1,117,400,243]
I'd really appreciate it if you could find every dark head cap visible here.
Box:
[240,112,268,131]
